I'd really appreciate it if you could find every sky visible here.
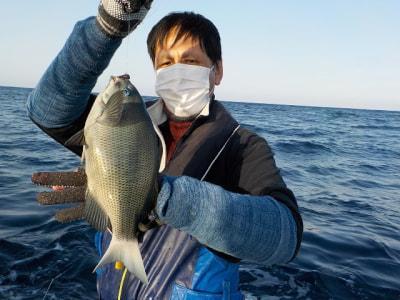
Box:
[1,1,399,111]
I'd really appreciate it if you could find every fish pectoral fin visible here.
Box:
[65,129,86,147]
[84,190,109,232]
[97,92,124,125]
[93,237,148,284]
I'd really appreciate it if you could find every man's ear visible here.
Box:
[214,60,223,86]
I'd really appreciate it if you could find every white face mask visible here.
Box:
[155,63,214,118]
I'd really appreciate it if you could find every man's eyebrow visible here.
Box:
[156,51,172,60]
[181,49,200,59]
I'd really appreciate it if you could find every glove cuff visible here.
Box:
[96,0,151,37]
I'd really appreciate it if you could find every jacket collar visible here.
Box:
[146,97,236,177]
[161,101,239,179]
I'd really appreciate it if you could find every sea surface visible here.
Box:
[0,85,399,300]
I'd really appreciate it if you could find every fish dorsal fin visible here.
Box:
[98,91,124,125]
[65,129,85,147]
[84,190,109,232]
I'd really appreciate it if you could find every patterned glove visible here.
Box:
[97,0,153,37]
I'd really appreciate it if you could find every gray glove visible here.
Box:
[97,0,153,37]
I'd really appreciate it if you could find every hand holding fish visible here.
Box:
[31,168,162,231]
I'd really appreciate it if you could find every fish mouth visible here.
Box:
[111,74,130,82]
[118,74,130,80]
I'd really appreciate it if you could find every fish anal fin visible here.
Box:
[85,190,108,232]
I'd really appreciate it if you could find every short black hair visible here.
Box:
[147,12,222,65]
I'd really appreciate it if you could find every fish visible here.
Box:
[63,74,160,284]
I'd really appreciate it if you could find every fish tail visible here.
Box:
[93,237,148,284]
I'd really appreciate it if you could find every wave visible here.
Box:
[274,140,333,155]
[0,224,97,300]
[352,124,400,131]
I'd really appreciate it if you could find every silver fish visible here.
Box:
[66,74,159,284]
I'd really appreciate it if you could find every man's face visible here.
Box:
[154,27,223,86]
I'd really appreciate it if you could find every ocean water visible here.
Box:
[0,85,399,299]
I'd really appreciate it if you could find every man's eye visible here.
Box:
[185,59,197,64]
[159,61,171,68]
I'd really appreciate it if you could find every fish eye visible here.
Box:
[123,88,132,96]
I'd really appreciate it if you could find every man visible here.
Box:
[27,0,303,299]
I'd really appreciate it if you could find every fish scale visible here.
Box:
[86,114,156,233]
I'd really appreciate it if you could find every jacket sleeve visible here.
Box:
[26,17,122,154]
[155,129,303,266]
[228,128,303,259]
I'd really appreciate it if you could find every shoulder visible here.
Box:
[228,125,274,163]
[212,101,272,153]
[219,118,288,195]
[237,126,270,147]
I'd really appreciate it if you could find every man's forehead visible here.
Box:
[156,26,200,51]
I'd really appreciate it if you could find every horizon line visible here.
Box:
[1,84,399,113]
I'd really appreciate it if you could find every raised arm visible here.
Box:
[26,1,153,149]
